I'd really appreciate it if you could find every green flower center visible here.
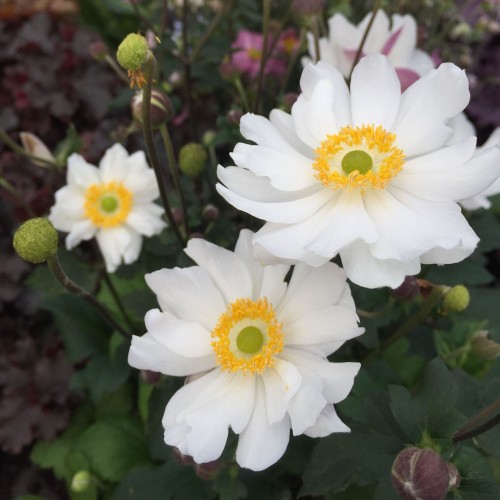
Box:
[236,326,264,354]
[341,150,373,175]
[101,196,119,213]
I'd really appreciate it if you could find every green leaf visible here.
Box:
[40,294,110,362]
[76,417,151,482]
[138,380,155,424]
[389,358,466,450]
[300,433,401,497]
[111,462,213,500]
[213,468,247,500]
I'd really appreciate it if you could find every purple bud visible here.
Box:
[391,276,420,301]
[227,108,243,126]
[140,369,161,384]
[194,460,222,480]
[172,447,194,466]
[391,447,449,500]
[131,89,173,127]
[202,204,219,221]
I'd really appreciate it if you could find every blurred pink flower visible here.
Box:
[230,30,286,78]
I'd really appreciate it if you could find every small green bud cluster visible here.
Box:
[13,218,58,264]
[116,33,149,71]
[179,143,208,178]
[441,285,470,313]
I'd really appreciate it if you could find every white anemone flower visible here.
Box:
[49,144,166,272]
[306,10,435,90]
[447,113,500,210]
[128,230,363,471]
[216,55,500,289]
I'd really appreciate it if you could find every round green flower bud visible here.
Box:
[179,143,207,178]
[71,470,91,493]
[13,218,58,264]
[442,285,470,313]
[116,33,149,71]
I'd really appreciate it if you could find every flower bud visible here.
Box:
[171,207,185,226]
[140,369,161,384]
[131,89,173,127]
[194,460,223,480]
[447,463,461,491]
[172,447,194,466]
[202,204,219,221]
[71,471,91,493]
[392,275,420,301]
[88,40,108,61]
[291,0,325,19]
[227,108,243,126]
[116,33,149,72]
[20,132,55,167]
[13,218,58,264]
[202,130,216,147]
[179,143,207,178]
[391,447,449,500]
[471,330,500,360]
[441,285,470,314]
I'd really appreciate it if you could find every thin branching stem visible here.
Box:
[47,255,131,339]
[253,0,271,113]
[453,398,500,444]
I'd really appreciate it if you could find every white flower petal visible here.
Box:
[67,153,101,188]
[278,262,350,324]
[351,54,401,130]
[304,405,350,437]
[231,142,317,191]
[123,230,143,264]
[65,219,97,249]
[125,169,161,203]
[236,379,290,471]
[145,266,226,330]
[163,369,256,464]
[128,333,215,376]
[185,237,254,303]
[95,226,131,273]
[392,63,469,156]
[340,240,420,289]
[269,108,314,158]
[284,305,364,356]
[99,143,129,183]
[217,181,331,224]
[386,15,417,63]
[126,204,166,237]
[304,189,378,258]
[144,308,213,358]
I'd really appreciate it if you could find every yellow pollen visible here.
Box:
[83,181,133,228]
[312,124,405,193]
[211,297,284,375]
[247,48,262,61]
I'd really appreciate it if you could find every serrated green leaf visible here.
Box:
[389,358,466,450]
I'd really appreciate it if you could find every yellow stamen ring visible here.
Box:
[211,297,284,375]
[313,124,405,192]
[83,181,133,228]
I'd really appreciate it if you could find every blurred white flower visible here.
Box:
[306,10,435,90]
[447,113,500,210]
[217,55,500,288]
[128,230,362,471]
[49,144,166,272]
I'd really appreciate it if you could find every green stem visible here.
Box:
[47,255,131,339]
[103,273,136,333]
[311,15,321,62]
[159,124,189,235]
[141,57,186,247]
[182,0,195,136]
[0,128,58,168]
[279,27,306,96]
[234,77,251,112]
[348,0,382,80]
[357,297,395,319]
[189,0,233,64]
[253,0,271,113]
[104,54,130,85]
[363,287,444,364]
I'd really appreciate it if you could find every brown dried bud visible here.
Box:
[172,447,194,466]
[392,275,420,301]
[227,108,243,126]
[447,463,461,491]
[471,330,500,360]
[140,369,161,384]
[194,460,223,480]
[391,447,449,500]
